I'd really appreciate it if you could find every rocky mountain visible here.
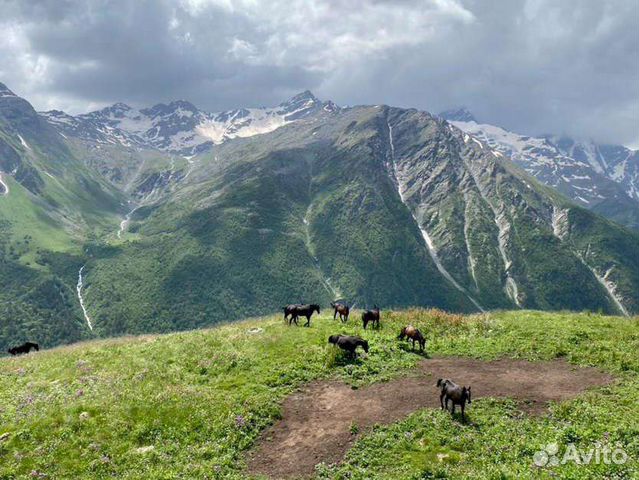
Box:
[1,84,638,351]
[440,108,639,229]
[41,90,338,156]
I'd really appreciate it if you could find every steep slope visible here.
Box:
[441,108,639,229]
[388,108,637,313]
[0,83,125,350]
[80,106,476,336]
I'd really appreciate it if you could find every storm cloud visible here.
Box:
[1,0,637,145]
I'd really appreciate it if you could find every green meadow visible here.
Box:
[0,310,637,479]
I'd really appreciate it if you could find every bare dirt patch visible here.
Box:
[246,357,613,479]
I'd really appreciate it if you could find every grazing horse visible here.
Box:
[362,306,380,329]
[398,325,426,352]
[288,304,320,327]
[437,378,472,421]
[328,335,369,358]
[7,342,39,356]
[331,302,350,323]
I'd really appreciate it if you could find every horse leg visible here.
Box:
[451,403,456,415]
[333,309,337,320]
[440,392,446,409]
[305,315,311,327]
[461,402,465,422]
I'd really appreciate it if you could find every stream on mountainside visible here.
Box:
[117,205,139,238]
[76,265,93,331]
[0,173,8,196]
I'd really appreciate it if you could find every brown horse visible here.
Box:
[331,302,350,323]
[398,325,426,352]
[362,306,380,329]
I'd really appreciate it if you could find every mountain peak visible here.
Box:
[280,90,320,108]
[439,107,477,123]
[0,82,17,98]
[290,90,317,102]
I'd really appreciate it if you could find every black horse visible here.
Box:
[8,342,39,356]
[362,306,380,329]
[287,304,320,327]
[328,335,368,358]
[283,304,302,323]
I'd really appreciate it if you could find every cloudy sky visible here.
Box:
[1,0,637,146]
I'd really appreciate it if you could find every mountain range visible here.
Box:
[440,108,639,229]
[1,81,637,351]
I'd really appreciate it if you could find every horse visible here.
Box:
[437,378,472,421]
[328,335,368,358]
[398,325,426,352]
[7,342,39,356]
[331,302,350,323]
[283,304,302,323]
[362,306,380,329]
[288,304,320,327]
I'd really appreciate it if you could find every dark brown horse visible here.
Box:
[7,342,39,355]
[362,306,380,329]
[287,304,320,327]
[398,325,426,352]
[437,378,472,421]
[331,302,350,322]
[283,304,301,323]
[328,335,368,358]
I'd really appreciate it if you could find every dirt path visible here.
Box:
[247,357,613,479]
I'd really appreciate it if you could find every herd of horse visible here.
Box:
[283,302,381,329]
[283,300,472,419]
[6,302,471,420]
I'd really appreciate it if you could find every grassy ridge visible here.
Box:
[0,310,637,479]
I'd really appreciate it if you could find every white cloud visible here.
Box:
[0,0,636,146]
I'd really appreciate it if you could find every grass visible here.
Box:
[0,176,77,260]
[0,309,637,479]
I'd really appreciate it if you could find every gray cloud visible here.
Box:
[0,0,637,146]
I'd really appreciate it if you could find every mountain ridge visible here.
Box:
[440,108,639,229]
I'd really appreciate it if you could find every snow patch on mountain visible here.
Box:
[41,91,338,156]
[387,120,485,312]
[449,117,639,214]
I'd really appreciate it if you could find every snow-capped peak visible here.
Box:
[439,107,477,123]
[448,117,639,210]
[40,91,338,155]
